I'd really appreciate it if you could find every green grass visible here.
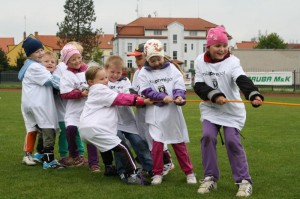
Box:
[0,92,299,199]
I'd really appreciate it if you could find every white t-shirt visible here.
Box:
[21,61,59,132]
[53,62,67,122]
[138,63,189,144]
[60,69,88,126]
[108,77,139,134]
[132,69,153,149]
[194,53,246,130]
[79,84,121,152]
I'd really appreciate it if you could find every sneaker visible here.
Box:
[127,173,150,186]
[104,165,118,176]
[33,153,44,163]
[90,165,101,173]
[187,173,197,184]
[43,160,65,169]
[73,156,85,167]
[197,176,217,194]
[162,162,175,176]
[22,155,36,166]
[81,155,89,167]
[236,180,252,197]
[58,157,74,167]
[151,175,163,185]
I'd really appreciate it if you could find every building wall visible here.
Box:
[232,49,300,72]
[113,22,208,72]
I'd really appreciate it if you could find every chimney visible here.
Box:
[35,31,38,37]
[23,32,26,40]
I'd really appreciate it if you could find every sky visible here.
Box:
[1,0,299,44]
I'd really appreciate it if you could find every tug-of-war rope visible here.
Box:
[151,99,300,107]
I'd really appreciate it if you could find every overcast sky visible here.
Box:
[1,0,299,44]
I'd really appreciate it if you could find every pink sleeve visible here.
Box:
[112,93,136,106]
[61,90,82,99]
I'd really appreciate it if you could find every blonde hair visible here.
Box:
[44,51,58,64]
[85,66,105,82]
[104,55,124,70]
[66,41,84,53]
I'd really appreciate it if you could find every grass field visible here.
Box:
[0,91,299,199]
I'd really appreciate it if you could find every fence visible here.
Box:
[1,70,300,92]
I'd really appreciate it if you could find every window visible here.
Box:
[173,34,177,44]
[127,43,132,52]
[173,51,177,60]
[184,44,187,53]
[184,60,187,67]
[154,30,162,35]
[127,60,133,68]
[189,31,197,36]
[203,44,206,52]
[191,44,194,50]
[164,43,167,52]
[190,60,194,69]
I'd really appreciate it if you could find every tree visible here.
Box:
[56,0,101,60]
[15,50,26,71]
[255,33,288,49]
[0,48,10,71]
[90,47,104,64]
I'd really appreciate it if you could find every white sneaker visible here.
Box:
[162,162,175,176]
[186,173,197,184]
[236,180,252,197]
[151,175,163,185]
[22,155,36,166]
[197,176,217,194]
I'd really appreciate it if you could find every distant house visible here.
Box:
[4,32,113,67]
[0,37,15,53]
[113,17,226,71]
[98,34,113,64]
[235,41,257,49]
[6,33,53,67]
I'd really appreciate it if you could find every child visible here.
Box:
[18,37,62,169]
[54,42,86,168]
[128,44,175,175]
[79,66,151,185]
[138,39,197,185]
[104,55,153,176]
[59,44,99,169]
[193,26,264,197]
[32,51,59,163]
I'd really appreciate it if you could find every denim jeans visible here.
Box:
[115,130,152,174]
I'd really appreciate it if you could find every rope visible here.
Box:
[151,99,300,106]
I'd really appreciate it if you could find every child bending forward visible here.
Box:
[79,66,151,185]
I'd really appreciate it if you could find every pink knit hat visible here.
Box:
[144,39,164,61]
[60,44,81,64]
[206,26,228,47]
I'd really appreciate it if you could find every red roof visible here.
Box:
[98,34,113,49]
[288,44,300,49]
[126,17,217,31]
[236,41,257,49]
[36,35,62,51]
[0,37,14,53]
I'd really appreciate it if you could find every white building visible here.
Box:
[113,17,227,72]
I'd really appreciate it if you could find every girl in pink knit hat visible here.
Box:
[194,26,264,197]
[59,44,100,169]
